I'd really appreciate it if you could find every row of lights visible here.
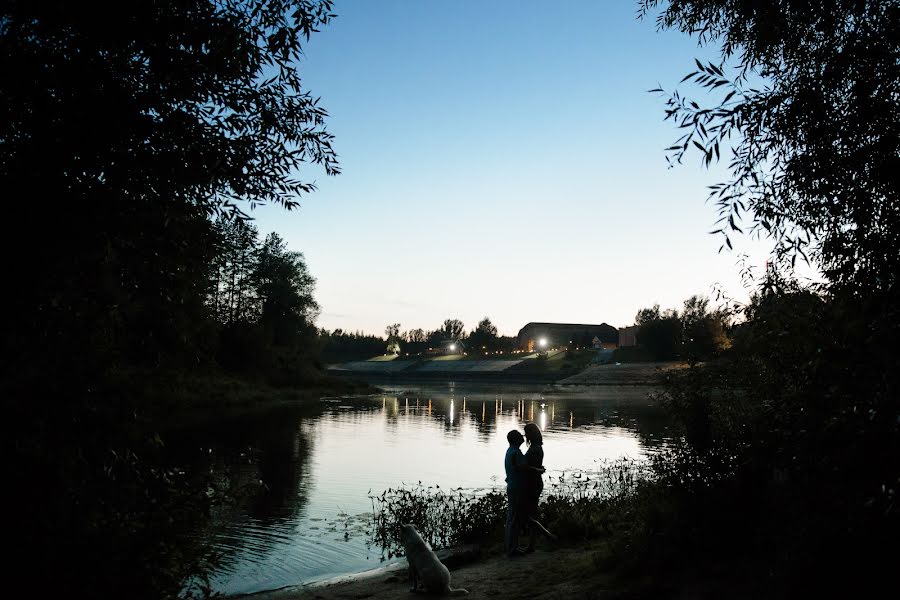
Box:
[396,337,592,357]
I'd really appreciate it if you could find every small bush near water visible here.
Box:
[369,484,506,558]
[369,458,653,560]
[541,458,654,543]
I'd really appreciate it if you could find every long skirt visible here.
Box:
[518,483,542,529]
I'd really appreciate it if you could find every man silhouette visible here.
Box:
[504,429,527,556]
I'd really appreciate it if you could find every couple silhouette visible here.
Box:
[504,422,555,557]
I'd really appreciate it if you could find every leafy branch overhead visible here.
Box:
[649,59,768,255]
[2,0,340,220]
[641,0,899,290]
[198,0,342,214]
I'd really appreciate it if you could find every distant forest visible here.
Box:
[319,317,519,363]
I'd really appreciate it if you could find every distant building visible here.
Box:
[424,339,466,356]
[618,325,639,348]
[516,322,618,351]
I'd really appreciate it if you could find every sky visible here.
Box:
[247,0,782,337]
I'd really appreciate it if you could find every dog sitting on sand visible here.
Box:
[399,524,469,596]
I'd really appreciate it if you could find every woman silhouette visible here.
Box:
[520,422,555,551]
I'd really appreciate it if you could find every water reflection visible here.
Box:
[174,383,670,595]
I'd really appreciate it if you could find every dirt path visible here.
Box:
[233,546,635,600]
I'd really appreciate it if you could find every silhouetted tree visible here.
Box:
[318,329,386,363]
[2,2,339,598]
[634,298,727,361]
[211,215,261,324]
[467,316,499,351]
[642,0,899,291]
[3,0,339,376]
[426,329,445,347]
[635,304,662,326]
[253,232,318,346]
[637,310,682,361]
[440,318,465,340]
[680,295,728,359]
[636,2,900,595]
[385,323,402,354]
[407,328,427,343]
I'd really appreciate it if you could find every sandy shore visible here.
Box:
[231,545,636,600]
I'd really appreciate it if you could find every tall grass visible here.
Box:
[541,458,654,541]
[369,484,506,559]
[368,458,653,559]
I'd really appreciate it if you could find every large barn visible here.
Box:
[516,322,618,351]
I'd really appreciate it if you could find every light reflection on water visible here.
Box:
[188,382,670,596]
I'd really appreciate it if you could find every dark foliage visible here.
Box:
[643,283,900,595]
[368,460,651,562]
[318,329,387,363]
[369,484,507,560]
[637,315,683,361]
[467,317,500,353]
[633,1,900,594]
[641,0,900,290]
[2,1,337,598]
[2,0,337,376]
[634,296,728,361]
[440,318,466,341]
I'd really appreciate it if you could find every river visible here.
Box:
[171,381,671,596]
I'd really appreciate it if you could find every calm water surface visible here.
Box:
[175,382,672,595]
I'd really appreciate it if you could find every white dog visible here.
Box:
[399,524,469,596]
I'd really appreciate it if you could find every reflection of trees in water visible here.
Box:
[377,385,672,450]
[385,393,512,441]
[166,406,318,568]
[247,414,313,522]
[178,388,667,554]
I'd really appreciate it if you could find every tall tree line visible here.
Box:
[209,216,320,380]
[633,294,729,361]
[2,2,339,598]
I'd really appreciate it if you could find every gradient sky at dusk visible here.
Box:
[246,0,782,337]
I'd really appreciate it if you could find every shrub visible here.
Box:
[369,484,506,559]
[368,459,654,560]
[541,459,654,543]
[634,287,900,595]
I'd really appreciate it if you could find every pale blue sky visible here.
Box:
[248,0,777,336]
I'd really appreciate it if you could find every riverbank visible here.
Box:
[557,362,688,385]
[114,368,377,428]
[231,540,767,600]
[330,361,686,386]
[231,542,765,600]
[231,544,635,600]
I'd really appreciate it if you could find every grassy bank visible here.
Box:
[365,459,662,590]
[505,349,595,376]
[94,367,377,428]
[557,361,687,385]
